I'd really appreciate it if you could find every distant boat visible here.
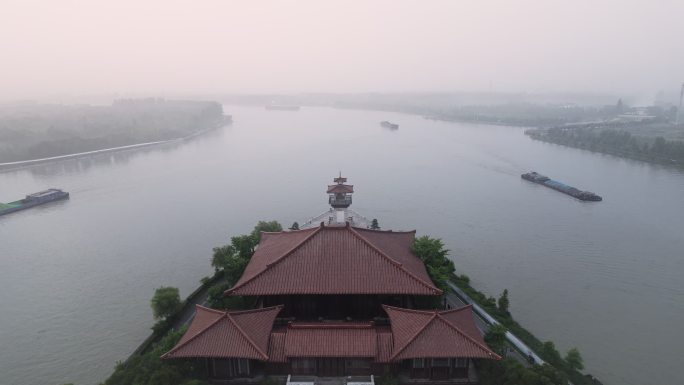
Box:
[0,188,70,216]
[521,172,602,201]
[380,121,399,129]
[265,105,300,111]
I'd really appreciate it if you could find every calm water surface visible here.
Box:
[1,106,682,385]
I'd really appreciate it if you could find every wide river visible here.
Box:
[1,106,682,385]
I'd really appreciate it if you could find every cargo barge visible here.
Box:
[522,172,602,201]
[380,121,399,129]
[0,189,70,216]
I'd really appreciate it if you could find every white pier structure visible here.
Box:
[300,174,371,229]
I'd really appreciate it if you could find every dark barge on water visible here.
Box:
[0,189,69,216]
[380,120,399,129]
[522,172,602,201]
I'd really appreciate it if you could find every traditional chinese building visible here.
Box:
[163,175,500,383]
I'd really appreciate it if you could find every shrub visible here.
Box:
[151,287,182,320]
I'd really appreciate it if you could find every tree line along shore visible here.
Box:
[0,99,226,163]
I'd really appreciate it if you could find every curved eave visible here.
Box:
[227,287,442,296]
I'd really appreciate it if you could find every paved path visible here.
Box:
[300,208,371,229]
[445,289,531,366]
[171,288,211,331]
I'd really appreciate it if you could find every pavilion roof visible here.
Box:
[284,322,377,357]
[162,305,282,360]
[383,305,501,361]
[226,224,441,296]
[327,184,354,194]
[164,305,499,362]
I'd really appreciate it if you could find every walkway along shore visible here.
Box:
[447,282,546,365]
[123,273,225,365]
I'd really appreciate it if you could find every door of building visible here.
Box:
[317,358,344,376]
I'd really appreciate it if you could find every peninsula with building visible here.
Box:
[104,175,598,385]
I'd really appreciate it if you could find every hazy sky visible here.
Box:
[1,0,682,99]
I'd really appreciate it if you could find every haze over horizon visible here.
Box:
[1,0,683,101]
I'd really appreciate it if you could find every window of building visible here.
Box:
[292,358,316,370]
[346,358,371,369]
[237,358,250,375]
[432,358,450,367]
[453,358,468,368]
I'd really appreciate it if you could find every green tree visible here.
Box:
[370,218,380,230]
[231,234,257,259]
[211,244,234,271]
[530,363,568,385]
[290,221,300,230]
[250,220,283,243]
[150,286,181,320]
[103,326,196,385]
[211,244,250,284]
[411,236,455,293]
[484,323,508,355]
[565,347,584,371]
[540,341,563,367]
[497,289,510,316]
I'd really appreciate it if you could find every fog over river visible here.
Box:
[1,106,682,385]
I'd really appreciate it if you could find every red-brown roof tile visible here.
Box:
[327,184,354,194]
[267,328,287,363]
[162,305,282,360]
[375,326,394,363]
[164,306,498,362]
[383,305,500,361]
[284,323,377,357]
[439,305,484,344]
[226,225,441,296]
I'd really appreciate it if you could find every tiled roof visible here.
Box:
[267,328,287,363]
[327,184,354,194]
[439,306,484,343]
[383,305,500,361]
[164,305,498,362]
[162,305,282,360]
[284,323,377,357]
[226,224,441,296]
[375,326,394,363]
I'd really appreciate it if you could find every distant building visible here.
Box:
[617,106,658,122]
[163,175,500,383]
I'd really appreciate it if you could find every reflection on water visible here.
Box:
[0,106,682,385]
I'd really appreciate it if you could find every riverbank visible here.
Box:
[122,272,225,364]
[448,277,601,385]
[322,97,684,168]
[0,117,230,172]
[526,126,684,167]
[0,99,227,164]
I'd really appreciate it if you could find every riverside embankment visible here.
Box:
[0,118,230,172]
